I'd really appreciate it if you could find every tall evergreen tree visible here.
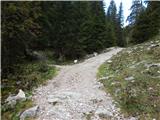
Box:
[87,1,107,52]
[117,2,125,47]
[75,2,94,54]
[127,0,144,25]
[106,0,117,46]
[132,1,160,43]
[38,2,56,49]
[1,2,41,77]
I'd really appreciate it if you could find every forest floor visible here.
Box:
[33,48,136,120]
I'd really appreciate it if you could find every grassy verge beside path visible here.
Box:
[97,35,160,119]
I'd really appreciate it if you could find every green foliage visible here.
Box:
[85,1,107,52]
[2,100,34,120]
[117,2,126,47]
[106,0,126,47]
[39,1,108,59]
[2,1,122,76]
[127,0,144,25]
[132,1,160,44]
[1,61,57,102]
[97,36,160,119]
[1,1,42,77]
[106,0,118,46]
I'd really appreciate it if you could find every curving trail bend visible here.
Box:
[33,48,136,120]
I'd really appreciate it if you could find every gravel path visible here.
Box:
[33,48,136,120]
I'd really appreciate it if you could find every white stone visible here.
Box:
[150,44,159,48]
[147,47,151,51]
[6,98,17,108]
[47,97,60,104]
[98,76,109,80]
[107,60,112,63]
[125,76,134,81]
[95,107,113,118]
[5,89,26,107]
[93,52,98,57]
[93,82,103,89]
[20,106,39,120]
[148,87,153,90]
[16,89,26,100]
[129,117,138,120]
[74,60,78,64]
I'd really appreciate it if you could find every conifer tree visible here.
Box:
[117,2,125,47]
[1,2,41,76]
[106,0,117,46]
[88,1,106,52]
[132,1,160,43]
[127,0,144,25]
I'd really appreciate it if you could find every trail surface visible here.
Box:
[33,48,135,120]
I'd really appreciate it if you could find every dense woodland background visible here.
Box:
[1,0,160,95]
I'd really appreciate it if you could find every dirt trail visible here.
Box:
[33,48,135,120]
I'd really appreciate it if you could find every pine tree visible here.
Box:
[74,2,92,54]
[106,0,117,46]
[117,2,125,47]
[132,1,160,43]
[146,1,160,38]
[1,2,41,77]
[63,1,87,59]
[38,2,56,49]
[87,1,107,52]
[127,0,144,25]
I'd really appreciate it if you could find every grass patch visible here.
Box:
[2,100,33,120]
[97,35,160,119]
[1,60,57,120]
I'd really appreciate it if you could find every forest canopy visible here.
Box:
[2,0,160,78]
[2,1,124,78]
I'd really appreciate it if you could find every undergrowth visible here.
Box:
[1,60,57,120]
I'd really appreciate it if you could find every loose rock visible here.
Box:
[125,76,134,81]
[16,89,26,101]
[95,107,113,119]
[47,97,60,105]
[107,60,112,63]
[5,89,26,107]
[20,105,39,120]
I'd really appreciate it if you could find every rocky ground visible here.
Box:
[97,38,160,119]
[32,48,136,120]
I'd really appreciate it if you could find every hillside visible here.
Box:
[98,35,160,119]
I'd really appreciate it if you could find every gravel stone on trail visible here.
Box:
[33,48,136,120]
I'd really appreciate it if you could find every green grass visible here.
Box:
[97,35,160,119]
[2,100,33,120]
[1,60,57,120]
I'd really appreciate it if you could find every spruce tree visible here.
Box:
[88,1,107,52]
[106,0,117,46]
[117,2,125,47]
[1,2,41,77]
[127,0,144,25]
[132,1,160,43]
